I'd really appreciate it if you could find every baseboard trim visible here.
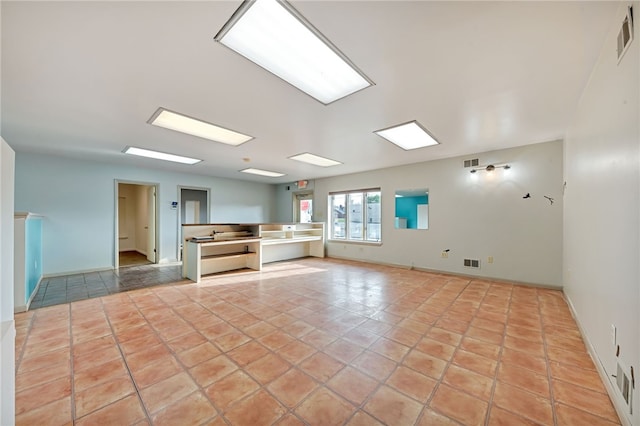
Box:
[14,276,44,313]
[26,276,43,310]
[563,293,632,426]
[326,255,562,290]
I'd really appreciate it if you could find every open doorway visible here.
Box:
[294,192,314,223]
[177,186,210,261]
[115,181,158,268]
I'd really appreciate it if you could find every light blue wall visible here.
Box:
[14,152,277,275]
[24,216,42,301]
[273,180,316,223]
[395,195,428,229]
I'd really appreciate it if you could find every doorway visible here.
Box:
[115,181,158,268]
[178,186,210,261]
[294,192,314,223]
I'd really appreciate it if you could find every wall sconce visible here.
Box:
[469,163,511,174]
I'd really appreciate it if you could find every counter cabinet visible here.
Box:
[182,223,324,282]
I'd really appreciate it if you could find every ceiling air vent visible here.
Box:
[617,6,634,63]
[463,159,479,168]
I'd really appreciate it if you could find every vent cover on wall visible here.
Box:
[463,259,480,268]
[615,360,634,415]
[463,159,479,168]
[617,6,634,63]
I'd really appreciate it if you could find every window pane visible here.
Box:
[348,193,363,240]
[365,191,381,241]
[330,194,346,239]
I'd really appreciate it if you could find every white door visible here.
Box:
[185,200,200,224]
[417,204,429,229]
[147,186,156,263]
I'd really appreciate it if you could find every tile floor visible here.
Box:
[29,264,185,309]
[15,258,620,425]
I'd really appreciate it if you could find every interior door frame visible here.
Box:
[114,179,160,269]
[293,191,314,223]
[177,185,211,261]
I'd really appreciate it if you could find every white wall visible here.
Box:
[313,140,564,287]
[0,138,16,425]
[14,152,277,275]
[563,3,639,424]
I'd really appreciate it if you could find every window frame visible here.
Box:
[328,188,381,244]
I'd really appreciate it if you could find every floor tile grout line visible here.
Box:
[483,282,513,426]
[206,289,348,423]
[142,285,315,424]
[421,278,502,425]
[99,294,155,424]
[68,303,78,425]
[125,292,226,422]
[408,276,475,425]
[178,289,321,425]
[537,288,559,426]
[269,297,390,424]
[173,270,423,425]
[537,291,621,425]
[352,275,487,424]
[13,311,35,375]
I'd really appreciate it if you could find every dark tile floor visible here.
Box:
[29,264,186,309]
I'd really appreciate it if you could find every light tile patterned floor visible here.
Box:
[14,258,620,425]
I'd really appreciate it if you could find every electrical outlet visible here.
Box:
[611,324,617,346]
[441,251,448,258]
[488,256,494,264]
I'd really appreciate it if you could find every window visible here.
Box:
[329,189,381,242]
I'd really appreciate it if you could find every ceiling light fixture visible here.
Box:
[288,152,342,167]
[148,108,253,146]
[240,168,285,177]
[123,146,202,165]
[214,0,374,105]
[374,120,440,150]
[469,164,511,174]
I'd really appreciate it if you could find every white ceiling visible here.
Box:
[1,1,618,184]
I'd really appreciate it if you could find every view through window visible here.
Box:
[329,189,381,242]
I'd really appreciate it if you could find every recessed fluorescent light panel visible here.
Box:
[374,120,440,150]
[240,168,285,177]
[123,146,202,165]
[288,152,342,167]
[215,0,374,104]
[148,108,253,146]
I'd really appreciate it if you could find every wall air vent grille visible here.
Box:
[463,159,480,168]
[617,6,634,63]
[464,259,480,268]
[615,361,634,415]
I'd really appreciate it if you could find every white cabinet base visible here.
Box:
[184,237,262,283]
[181,223,325,282]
